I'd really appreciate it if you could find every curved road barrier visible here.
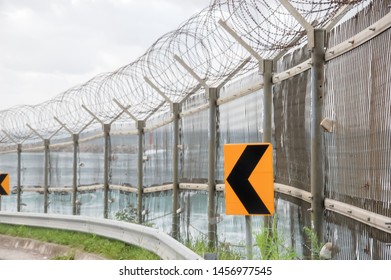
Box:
[0,212,202,260]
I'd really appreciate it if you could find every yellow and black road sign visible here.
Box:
[0,173,10,195]
[224,143,274,215]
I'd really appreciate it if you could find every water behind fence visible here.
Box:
[1,0,391,259]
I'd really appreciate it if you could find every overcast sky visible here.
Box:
[0,0,211,111]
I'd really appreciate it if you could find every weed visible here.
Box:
[303,226,322,259]
[255,215,297,260]
[184,236,241,260]
[51,252,76,260]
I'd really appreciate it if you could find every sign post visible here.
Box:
[224,143,274,259]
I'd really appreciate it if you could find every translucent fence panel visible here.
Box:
[20,192,44,213]
[107,189,138,220]
[181,111,208,183]
[76,189,104,218]
[21,150,44,188]
[144,124,173,187]
[324,28,391,218]
[274,195,312,259]
[273,47,311,192]
[328,0,390,48]
[77,133,105,217]
[326,211,391,260]
[215,192,263,257]
[49,146,73,188]
[48,192,72,215]
[217,89,263,182]
[47,141,74,215]
[144,191,173,233]
[0,194,16,212]
[110,133,138,187]
[179,190,209,242]
[78,135,104,186]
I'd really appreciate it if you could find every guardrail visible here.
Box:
[0,212,203,260]
[275,183,391,234]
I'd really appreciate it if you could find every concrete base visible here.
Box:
[0,234,106,260]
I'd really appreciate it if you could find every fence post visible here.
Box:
[278,0,327,252]
[54,117,95,216]
[43,139,50,214]
[310,29,326,245]
[248,59,275,260]
[172,102,181,239]
[218,19,277,258]
[81,104,128,219]
[72,134,79,215]
[137,120,145,224]
[207,87,218,248]
[263,60,274,143]
[103,124,111,219]
[16,144,22,212]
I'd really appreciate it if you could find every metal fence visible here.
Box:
[1,0,391,259]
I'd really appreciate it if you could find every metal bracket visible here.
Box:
[26,124,62,141]
[277,0,314,48]
[218,19,264,66]
[144,77,172,104]
[325,1,356,32]
[112,98,138,122]
[174,55,208,89]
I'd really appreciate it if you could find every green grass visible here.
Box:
[303,226,322,259]
[0,224,160,260]
[184,236,242,260]
[255,216,297,260]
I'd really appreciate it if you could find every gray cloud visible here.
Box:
[0,0,210,110]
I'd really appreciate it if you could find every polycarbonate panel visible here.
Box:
[327,0,389,49]
[21,150,45,188]
[273,46,311,192]
[47,192,72,215]
[78,189,104,218]
[326,211,391,260]
[217,90,263,182]
[324,28,391,217]
[49,144,74,189]
[0,194,17,212]
[144,123,173,187]
[179,190,209,241]
[78,135,104,186]
[181,110,208,183]
[107,189,138,221]
[143,191,173,233]
[110,134,138,187]
[20,192,45,213]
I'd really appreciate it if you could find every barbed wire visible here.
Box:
[0,0,367,144]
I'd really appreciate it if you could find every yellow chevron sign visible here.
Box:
[0,173,10,195]
[224,143,274,215]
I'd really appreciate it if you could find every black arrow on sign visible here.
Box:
[227,145,270,215]
[0,174,8,195]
